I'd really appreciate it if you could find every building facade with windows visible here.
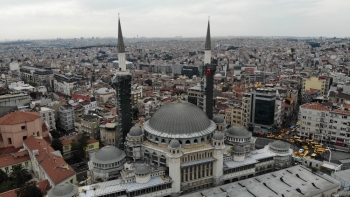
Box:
[58,105,75,132]
[0,111,49,149]
[39,107,56,131]
[299,102,350,145]
[81,115,100,139]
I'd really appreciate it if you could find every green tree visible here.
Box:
[9,164,31,187]
[16,182,42,197]
[51,138,63,154]
[71,141,82,161]
[0,169,8,184]
[50,129,60,139]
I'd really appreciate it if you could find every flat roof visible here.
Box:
[181,165,340,197]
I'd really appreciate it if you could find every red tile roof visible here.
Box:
[24,136,76,184]
[331,109,350,116]
[87,138,98,144]
[0,150,30,168]
[300,102,329,111]
[0,111,40,125]
[0,179,50,197]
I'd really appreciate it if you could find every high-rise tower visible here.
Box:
[111,15,132,149]
[199,18,216,120]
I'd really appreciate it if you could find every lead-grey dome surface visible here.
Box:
[231,146,245,153]
[169,139,181,148]
[226,126,251,137]
[270,140,289,150]
[213,115,225,124]
[49,183,78,197]
[92,146,125,164]
[129,126,142,136]
[135,164,150,175]
[147,101,211,136]
[213,132,224,140]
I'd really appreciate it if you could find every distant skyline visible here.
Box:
[0,0,349,41]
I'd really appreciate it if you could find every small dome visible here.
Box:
[226,126,251,138]
[231,146,245,153]
[270,140,289,151]
[92,146,125,164]
[169,139,181,149]
[212,132,224,141]
[135,164,150,175]
[129,126,142,136]
[213,115,225,124]
[48,183,78,197]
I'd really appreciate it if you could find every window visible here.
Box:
[89,145,94,149]
[21,126,26,130]
[8,138,12,144]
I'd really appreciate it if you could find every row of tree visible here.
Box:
[0,165,42,197]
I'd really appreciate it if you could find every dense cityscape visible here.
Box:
[1,6,350,197]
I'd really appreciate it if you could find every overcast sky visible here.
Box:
[0,0,349,40]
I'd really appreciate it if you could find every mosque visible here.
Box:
[47,17,293,197]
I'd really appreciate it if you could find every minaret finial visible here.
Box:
[117,13,125,53]
[118,13,120,19]
[205,17,211,50]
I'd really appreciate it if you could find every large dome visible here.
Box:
[270,140,289,151]
[92,146,125,164]
[144,101,215,138]
[48,183,78,197]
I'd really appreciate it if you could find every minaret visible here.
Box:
[200,17,216,120]
[111,14,132,149]
[204,17,211,64]
[118,14,127,71]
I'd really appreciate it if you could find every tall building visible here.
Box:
[246,88,277,131]
[198,19,216,120]
[111,15,132,148]
[58,105,75,132]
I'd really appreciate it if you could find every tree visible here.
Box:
[51,138,63,154]
[0,169,8,184]
[222,86,229,92]
[16,182,42,197]
[50,129,60,139]
[71,141,82,161]
[9,164,31,187]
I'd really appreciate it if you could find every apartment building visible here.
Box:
[81,115,100,139]
[224,104,242,126]
[19,66,53,87]
[301,76,331,101]
[38,107,56,131]
[53,73,90,96]
[131,86,142,106]
[0,93,30,107]
[58,105,75,132]
[299,102,350,146]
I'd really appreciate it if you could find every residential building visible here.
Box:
[23,136,77,186]
[100,123,120,146]
[60,136,99,159]
[81,115,100,139]
[299,102,350,145]
[58,105,75,132]
[53,73,89,96]
[38,107,56,131]
[301,76,331,100]
[0,93,30,107]
[0,111,49,149]
[94,88,115,104]
[0,150,31,174]
[224,104,243,126]
[131,86,142,106]
[19,66,53,87]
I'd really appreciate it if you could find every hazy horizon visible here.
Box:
[1,0,349,41]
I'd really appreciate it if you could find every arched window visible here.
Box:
[161,139,166,143]
[185,140,190,145]
[155,137,159,142]
[201,138,205,142]
[194,139,198,144]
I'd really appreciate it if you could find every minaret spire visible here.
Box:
[118,13,125,53]
[205,16,211,50]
